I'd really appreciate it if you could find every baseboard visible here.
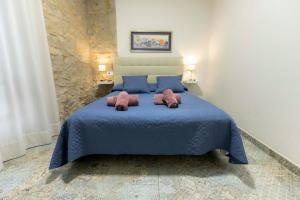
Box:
[240,128,300,177]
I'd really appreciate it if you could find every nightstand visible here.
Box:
[183,80,198,84]
[95,81,114,98]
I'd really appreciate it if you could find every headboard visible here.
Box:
[114,57,183,84]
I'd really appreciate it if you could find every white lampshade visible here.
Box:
[98,64,106,72]
[188,64,196,71]
[183,56,197,65]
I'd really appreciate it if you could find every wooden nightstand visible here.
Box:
[95,81,114,98]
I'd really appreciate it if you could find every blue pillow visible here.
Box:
[112,83,160,92]
[156,75,185,93]
[112,84,123,91]
[112,81,187,93]
[122,75,150,93]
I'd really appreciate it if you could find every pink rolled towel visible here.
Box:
[107,96,118,106]
[162,89,179,108]
[154,94,181,105]
[107,95,139,106]
[115,91,130,111]
[129,95,139,106]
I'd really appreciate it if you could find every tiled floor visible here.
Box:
[0,137,299,200]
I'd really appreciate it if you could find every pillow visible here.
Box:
[122,75,150,93]
[112,82,187,92]
[148,83,188,92]
[156,75,185,93]
[112,83,160,92]
[112,84,123,91]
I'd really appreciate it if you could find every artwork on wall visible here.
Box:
[131,31,172,52]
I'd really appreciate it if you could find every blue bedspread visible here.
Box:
[50,91,248,169]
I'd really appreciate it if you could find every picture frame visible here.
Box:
[130,31,172,52]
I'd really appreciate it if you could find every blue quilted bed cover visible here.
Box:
[49,91,248,169]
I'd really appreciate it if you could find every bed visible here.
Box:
[50,91,247,169]
[49,57,248,169]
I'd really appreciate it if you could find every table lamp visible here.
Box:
[98,64,106,81]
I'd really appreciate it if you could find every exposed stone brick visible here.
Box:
[42,0,116,121]
[87,0,117,70]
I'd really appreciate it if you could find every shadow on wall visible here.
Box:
[184,83,203,97]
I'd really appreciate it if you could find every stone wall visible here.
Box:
[87,0,117,70]
[42,0,117,121]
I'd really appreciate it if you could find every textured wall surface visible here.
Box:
[42,0,117,121]
[87,0,117,70]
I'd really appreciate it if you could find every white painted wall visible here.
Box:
[115,0,212,92]
[207,0,300,167]
[115,0,300,167]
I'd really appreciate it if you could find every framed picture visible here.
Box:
[131,31,172,52]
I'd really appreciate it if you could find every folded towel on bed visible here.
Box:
[162,89,179,108]
[128,95,139,106]
[154,94,181,105]
[115,91,130,111]
[107,96,118,106]
[107,95,139,106]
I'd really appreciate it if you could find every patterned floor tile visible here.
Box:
[0,136,299,200]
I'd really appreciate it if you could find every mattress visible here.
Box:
[49,91,248,169]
